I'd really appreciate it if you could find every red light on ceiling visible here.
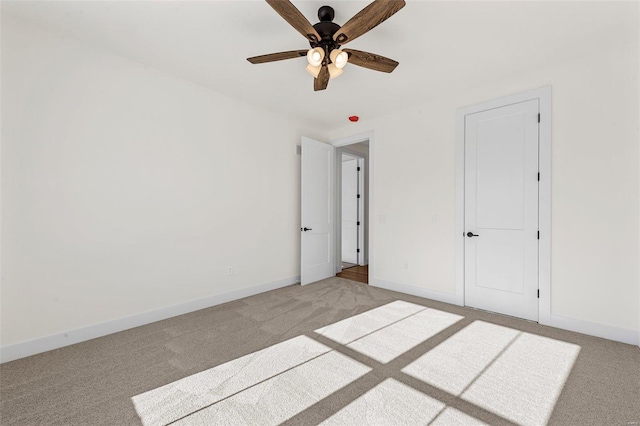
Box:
[349,116,359,122]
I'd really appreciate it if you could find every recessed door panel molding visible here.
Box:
[475,111,527,230]
[475,231,525,294]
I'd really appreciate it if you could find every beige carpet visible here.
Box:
[1,277,639,425]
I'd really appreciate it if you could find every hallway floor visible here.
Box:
[337,265,368,284]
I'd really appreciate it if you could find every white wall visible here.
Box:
[0,16,323,348]
[328,43,640,337]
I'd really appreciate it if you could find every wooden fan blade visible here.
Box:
[343,49,399,73]
[266,0,321,43]
[314,65,330,91]
[247,50,307,64]
[334,0,405,45]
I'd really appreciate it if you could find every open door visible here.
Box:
[301,137,335,285]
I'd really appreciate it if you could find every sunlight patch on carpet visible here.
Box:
[171,351,370,425]
[402,321,520,395]
[403,320,580,426]
[321,379,491,425]
[431,407,489,425]
[321,378,445,425]
[314,300,425,344]
[346,307,463,363]
[132,303,580,426]
[132,335,333,426]
[315,300,464,363]
[461,331,580,426]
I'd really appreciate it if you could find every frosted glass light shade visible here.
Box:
[328,63,343,79]
[307,47,324,67]
[330,49,349,69]
[306,64,321,78]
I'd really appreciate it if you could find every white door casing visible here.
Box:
[464,99,540,321]
[341,157,359,264]
[301,137,335,285]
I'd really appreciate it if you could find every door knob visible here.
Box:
[466,232,479,237]
[302,227,313,232]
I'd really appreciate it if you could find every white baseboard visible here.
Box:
[549,314,639,346]
[0,276,300,364]
[371,278,464,307]
[371,278,639,346]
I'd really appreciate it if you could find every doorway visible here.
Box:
[456,87,551,323]
[299,132,373,286]
[340,153,363,265]
[336,142,369,284]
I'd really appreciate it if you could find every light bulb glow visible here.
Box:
[307,47,324,67]
[330,49,349,69]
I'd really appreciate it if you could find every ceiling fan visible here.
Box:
[247,0,406,91]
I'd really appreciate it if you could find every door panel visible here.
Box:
[301,137,334,285]
[475,231,524,294]
[475,113,526,230]
[306,234,331,266]
[464,100,539,321]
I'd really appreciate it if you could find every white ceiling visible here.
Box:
[3,1,637,128]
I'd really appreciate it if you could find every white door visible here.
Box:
[464,99,539,321]
[301,137,335,285]
[342,157,359,264]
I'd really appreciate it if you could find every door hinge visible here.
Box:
[357,166,361,172]
[537,289,540,298]
[538,113,541,123]
[357,194,361,199]
[537,231,540,239]
[357,249,360,253]
[537,172,540,181]
[357,221,361,226]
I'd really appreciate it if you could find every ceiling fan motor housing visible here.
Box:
[312,21,341,42]
[311,6,341,62]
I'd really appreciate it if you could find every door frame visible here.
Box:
[455,86,551,325]
[331,131,374,276]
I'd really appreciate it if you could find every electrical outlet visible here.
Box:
[227,266,233,275]
[403,263,409,270]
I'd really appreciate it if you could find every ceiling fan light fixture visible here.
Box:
[307,47,324,67]
[328,63,343,79]
[330,49,349,69]
[306,64,322,78]
[250,0,405,91]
